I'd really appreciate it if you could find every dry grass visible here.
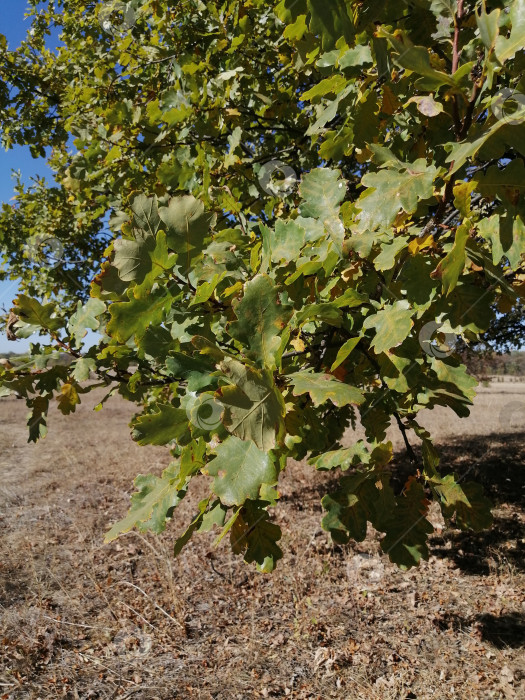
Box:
[0,382,524,699]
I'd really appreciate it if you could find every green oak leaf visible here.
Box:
[294,302,343,327]
[313,441,371,471]
[13,295,63,332]
[282,13,308,40]
[190,272,227,306]
[475,2,500,52]
[301,74,348,100]
[228,275,292,370]
[165,352,215,380]
[378,29,457,88]
[72,357,96,382]
[336,288,369,308]
[289,371,364,407]
[321,475,369,543]
[159,195,215,262]
[432,474,493,530]
[107,287,173,342]
[266,219,306,263]
[430,0,457,18]
[198,499,228,533]
[445,120,506,175]
[330,336,360,371]
[378,350,416,393]
[173,497,210,557]
[218,357,285,451]
[230,499,283,572]
[322,471,396,543]
[206,436,277,506]
[357,161,437,230]
[495,0,525,64]
[114,231,176,297]
[472,159,525,206]
[363,301,414,354]
[306,86,352,136]
[105,464,187,542]
[0,385,11,399]
[259,483,280,506]
[374,237,409,271]
[380,479,433,569]
[339,44,373,68]
[176,439,207,489]
[113,232,156,283]
[478,214,525,270]
[68,298,106,345]
[131,403,189,445]
[131,194,161,236]
[299,168,346,220]
[133,231,178,298]
[307,0,354,50]
[91,262,128,301]
[139,326,174,361]
[430,358,478,405]
[27,396,48,443]
[407,420,440,474]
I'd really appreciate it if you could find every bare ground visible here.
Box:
[0,382,524,699]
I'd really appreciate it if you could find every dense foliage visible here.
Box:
[1,0,524,571]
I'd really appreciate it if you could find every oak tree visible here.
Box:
[1,0,524,571]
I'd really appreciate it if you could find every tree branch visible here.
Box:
[451,0,465,138]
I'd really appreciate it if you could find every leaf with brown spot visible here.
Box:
[228,275,292,370]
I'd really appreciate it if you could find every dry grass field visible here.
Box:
[0,381,524,699]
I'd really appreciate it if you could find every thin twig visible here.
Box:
[460,80,482,140]
[41,614,112,631]
[451,0,465,139]
[362,348,419,467]
[393,412,418,466]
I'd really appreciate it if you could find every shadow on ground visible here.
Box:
[393,431,524,575]
[436,611,525,649]
[431,514,524,574]
[284,431,525,577]
[390,431,525,506]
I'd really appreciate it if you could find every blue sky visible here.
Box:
[0,2,59,353]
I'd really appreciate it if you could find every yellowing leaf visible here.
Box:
[405,95,444,117]
[57,383,80,415]
[408,232,435,254]
[433,222,470,295]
